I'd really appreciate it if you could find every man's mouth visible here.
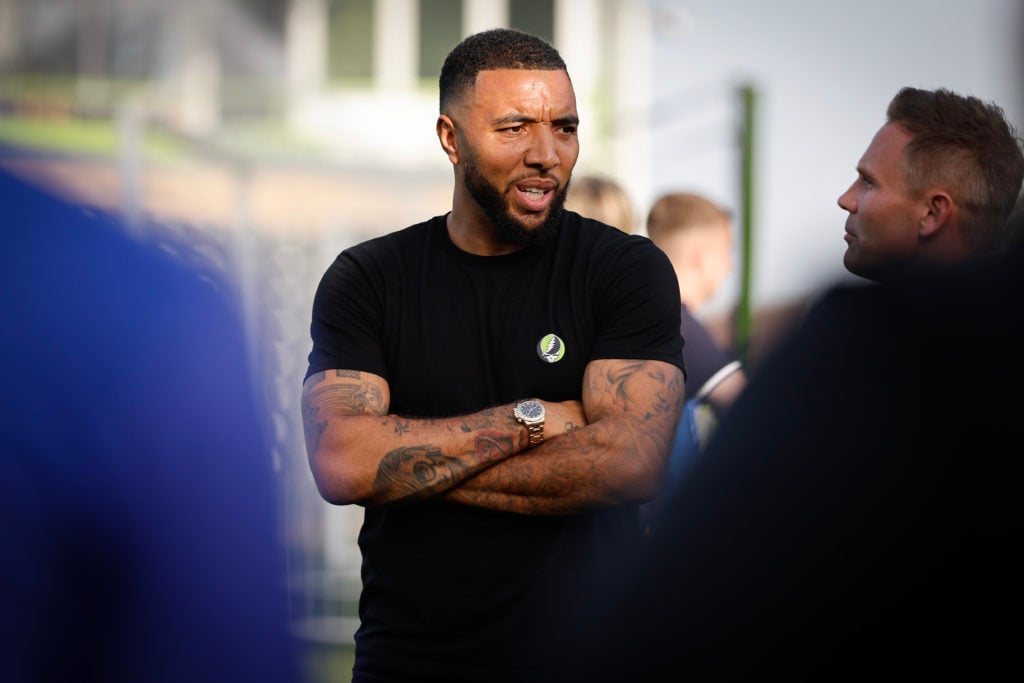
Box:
[515,182,557,212]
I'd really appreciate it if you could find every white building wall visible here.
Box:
[648,0,1024,314]
[376,0,418,90]
[285,0,327,97]
[608,0,652,223]
[555,0,602,170]
[464,0,507,34]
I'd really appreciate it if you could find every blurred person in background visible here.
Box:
[564,174,636,233]
[0,169,299,683]
[646,191,747,492]
[838,86,1024,281]
[301,28,684,683]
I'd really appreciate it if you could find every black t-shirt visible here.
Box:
[306,211,684,682]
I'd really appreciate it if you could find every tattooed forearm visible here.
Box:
[474,430,514,462]
[374,445,469,499]
[373,430,513,501]
[391,417,412,436]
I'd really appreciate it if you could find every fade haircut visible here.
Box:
[887,86,1024,252]
[439,28,568,113]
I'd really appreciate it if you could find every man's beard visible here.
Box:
[463,154,569,247]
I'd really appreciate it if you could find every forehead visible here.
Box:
[462,68,577,119]
[860,122,913,176]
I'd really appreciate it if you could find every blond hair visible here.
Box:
[565,175,636,233]
[646,192,732,245]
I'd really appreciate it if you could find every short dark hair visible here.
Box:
[887,86,1024,251]
[439,28,567,113]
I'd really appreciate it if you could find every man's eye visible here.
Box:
[558,125,578,135]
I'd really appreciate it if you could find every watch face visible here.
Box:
[518,400,544,421]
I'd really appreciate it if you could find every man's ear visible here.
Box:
[919,190,954,238]
[437,115,459,163]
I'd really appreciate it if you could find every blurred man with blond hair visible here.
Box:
[644,191,747,501]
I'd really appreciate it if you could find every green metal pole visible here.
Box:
[735,83,757,366]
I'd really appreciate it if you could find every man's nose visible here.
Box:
[525,128,559,169]
[837,185,856,212]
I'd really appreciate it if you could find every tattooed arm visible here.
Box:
[301,368,584,507]
[441,358,685,515]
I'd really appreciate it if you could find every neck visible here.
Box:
[446,203,522,256]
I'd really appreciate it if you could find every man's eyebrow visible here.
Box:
[492,113,580,126]
[493,113,534,125]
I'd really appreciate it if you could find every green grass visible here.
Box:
[0,113,332,165]
[0,115,185,161]
[0,74,326,164]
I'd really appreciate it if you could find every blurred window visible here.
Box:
[509,0,554,43]
[328,0,374,80]
[418,0,462,80]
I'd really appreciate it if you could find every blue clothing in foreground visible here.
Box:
[0,170,299,683]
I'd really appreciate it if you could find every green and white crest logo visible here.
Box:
[536,333,566,363]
